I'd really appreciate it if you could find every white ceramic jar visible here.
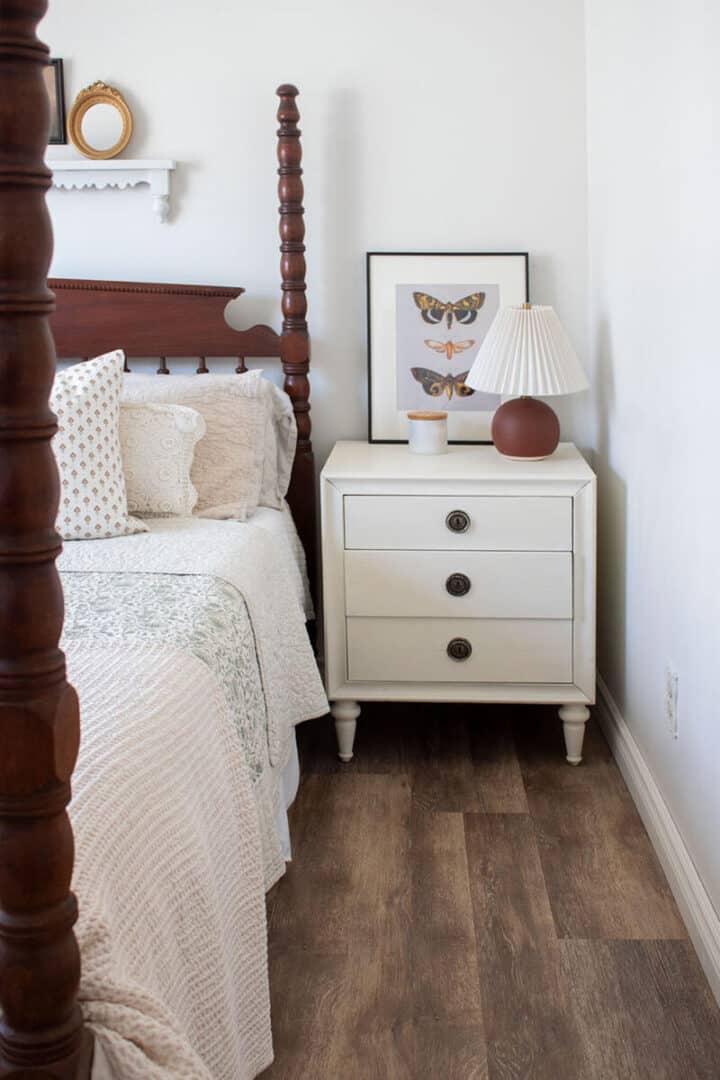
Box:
[407,410,448,454]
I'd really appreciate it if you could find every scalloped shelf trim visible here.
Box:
[47,159,176,223]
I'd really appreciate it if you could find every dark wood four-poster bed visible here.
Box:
[0,4,325,1077]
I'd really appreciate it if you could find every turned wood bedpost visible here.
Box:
[0,3,92,1077]
[277,84,316,596]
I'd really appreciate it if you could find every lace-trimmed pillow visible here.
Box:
[120,403,206,516]
[121,370,282,520]
[52,351,147,540]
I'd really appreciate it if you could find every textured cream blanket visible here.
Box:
[59,516,329,765]
[69,643,273,1079]
[62,518,329,1077]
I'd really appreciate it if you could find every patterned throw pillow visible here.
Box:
[120,403,206,516]
[51,351,147,540]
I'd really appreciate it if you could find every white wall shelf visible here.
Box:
[47,160,176,223]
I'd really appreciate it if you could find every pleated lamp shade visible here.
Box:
[465,305,589,397]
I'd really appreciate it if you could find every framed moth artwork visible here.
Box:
[367,251,529,443]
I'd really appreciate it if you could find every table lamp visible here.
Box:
[465,304,589,459]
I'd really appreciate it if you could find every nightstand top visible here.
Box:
[322,441,595,484]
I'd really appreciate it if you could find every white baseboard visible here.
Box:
[595,675,720,1004]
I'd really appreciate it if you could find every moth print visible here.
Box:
[424,339,476,361]
[410,367,476,400]
[413,291,485,328]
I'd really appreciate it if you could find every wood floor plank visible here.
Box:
[465,813,588,1080]
[392,810,488,1079]
[515,711,686,940]
[263,945,353,1080]
[561,939,720,1079]
[469,709,529,813]
[409,710,483,813]
[265,772,414,1078]
[268,772,412,948]
[643,939,720,1076]
[560,939,647,1078]
[409,1017,489,1080]
[411,810,483,1021]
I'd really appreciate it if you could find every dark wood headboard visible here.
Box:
[0,15,310,1069]
[48,278,265,361]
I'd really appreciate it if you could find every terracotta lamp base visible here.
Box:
[491,396,560,460]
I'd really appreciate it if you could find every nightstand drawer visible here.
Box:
[345,550,572,619]
[344,495,571,551]
[346,617,573,683]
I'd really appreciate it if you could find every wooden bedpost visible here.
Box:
[277,84,316,598]
[0,2,92,1076]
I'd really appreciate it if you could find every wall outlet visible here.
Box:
[665,666,679,739]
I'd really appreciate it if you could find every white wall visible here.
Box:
[585,0,720,909]
[43,0,589,468]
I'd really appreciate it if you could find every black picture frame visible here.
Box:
[366,251,530,444]
[45,58,67,145]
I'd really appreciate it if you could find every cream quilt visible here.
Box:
[59,516,328,767]
[70,644,272,1079]
[59,518,329,1078]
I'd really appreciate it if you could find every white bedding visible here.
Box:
[60,509,328,1078]
[71,645,272,1079]
[59,511,327,768]
[250,502,314,620]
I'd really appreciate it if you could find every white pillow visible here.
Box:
[260,380,297,511]
[51,351,147,540]
[120,403,206,516]
[121,371,296,519]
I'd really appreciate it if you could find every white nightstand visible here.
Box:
[320,441,596,764]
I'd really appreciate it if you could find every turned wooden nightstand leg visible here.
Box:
[331,700,360,762]
[559,704,590,765]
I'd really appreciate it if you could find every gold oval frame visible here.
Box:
[68,81,133,160]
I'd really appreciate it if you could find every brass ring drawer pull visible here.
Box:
[445,509,470,534]
[446,573,471,597]
[447,637,472,661]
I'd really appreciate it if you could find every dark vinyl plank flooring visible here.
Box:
[465,812,587,1080]
[262,704,720,1079]
[561,939,720,1079]
[513,709,686,940]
